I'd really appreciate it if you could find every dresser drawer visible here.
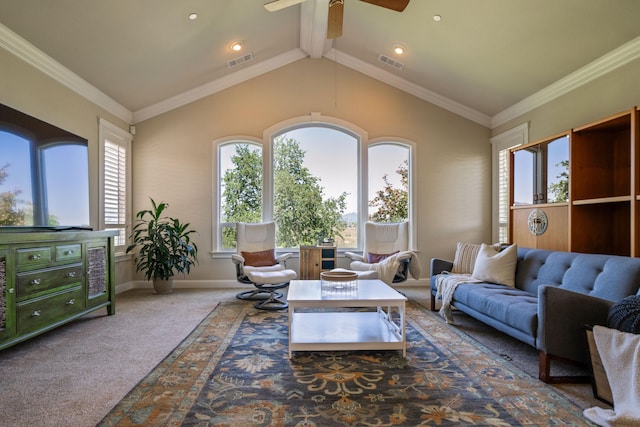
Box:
[55,244,82,262]
[16,264,84,301]
[16,286,85,334]
[16,247,52,270]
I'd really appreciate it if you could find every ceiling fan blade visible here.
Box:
[327,0,344,39]
[359,0,409,12]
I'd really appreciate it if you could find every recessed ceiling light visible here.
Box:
[189,12,198,20]
[230,41,243,52]
[433,14,442,22]
[393,44,406,55]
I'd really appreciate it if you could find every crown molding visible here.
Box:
[0,23,132,123]
[492,34,640,128]
[324,48,492,127]
[132,48,308,123]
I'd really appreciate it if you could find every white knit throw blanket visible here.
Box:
[361,251,422,285]
[583,325,640,426]
[435,273,481,324]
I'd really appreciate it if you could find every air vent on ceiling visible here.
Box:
[378,54,404,70]
[227,52,254,69]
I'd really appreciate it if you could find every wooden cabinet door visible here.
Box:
[300,246,321,279]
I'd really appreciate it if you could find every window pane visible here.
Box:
[0,131,32,225]
[43,144,90,227]
[368,144,409,222]
[273,127,357,248]
[219,142,263,249]
[513,149,535,205]
[546,136,569,203]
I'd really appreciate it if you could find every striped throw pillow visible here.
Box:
[451,242,503,274]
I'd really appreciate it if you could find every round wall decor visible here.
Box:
[528,208,548,236]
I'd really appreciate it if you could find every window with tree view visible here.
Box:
[216,124,412,251]
[513,135,568,205]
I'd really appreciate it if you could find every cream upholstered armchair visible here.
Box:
[344,221,411,284]
[232,222,296,310]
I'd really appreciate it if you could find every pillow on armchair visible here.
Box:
[242,249,277,267]
[367,251,399,263]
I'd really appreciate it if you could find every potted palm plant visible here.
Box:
[126,198,198,294]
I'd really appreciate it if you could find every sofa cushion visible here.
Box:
[453,283,538,336]
[472,244,517,287]
[514,248,640,300]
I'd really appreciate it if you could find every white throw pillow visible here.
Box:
[472,243,518,287]
[451,242,503,274]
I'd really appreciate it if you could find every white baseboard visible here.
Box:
[115,278,429,295]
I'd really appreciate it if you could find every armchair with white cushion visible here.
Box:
[231,222,296,310]
[344,221,413,285]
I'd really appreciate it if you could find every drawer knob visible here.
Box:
[30,279,41,285]
[66,298,76,305]
[8,288,14,294]
[29,254,41,260]
[66,272,76,278]
[32,310,41,317]
[64,250,75,255]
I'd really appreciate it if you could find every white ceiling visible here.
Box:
[2,0,640,127]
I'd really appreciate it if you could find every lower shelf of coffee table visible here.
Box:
[288,311,405,357]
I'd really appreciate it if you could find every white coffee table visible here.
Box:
[287,279,407,358]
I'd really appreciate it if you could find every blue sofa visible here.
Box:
[430,246,640,383]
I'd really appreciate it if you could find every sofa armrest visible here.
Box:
[430,258,453,276]
[537,285,614,364]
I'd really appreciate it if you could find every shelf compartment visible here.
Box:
[571,111,632,201]
[571,201,631,256]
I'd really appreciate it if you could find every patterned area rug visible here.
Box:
[99,301,591,426]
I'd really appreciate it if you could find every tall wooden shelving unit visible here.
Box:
[510,107,639,256]
[570,109,634,256]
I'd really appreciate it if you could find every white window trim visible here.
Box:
[490,122,529,243]
[368,137,417,251]
[98,118,132,254]
[211,135,263,254]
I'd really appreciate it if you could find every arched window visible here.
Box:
[270,125,359,249]
[215,139,263,250]
[213,116,415,253]
[368,142,411,222]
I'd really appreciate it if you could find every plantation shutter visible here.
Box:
[104,140,127,247]
[99,118,132,252]
[497,148,509,243]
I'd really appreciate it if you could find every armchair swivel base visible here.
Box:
[237,269,297,310]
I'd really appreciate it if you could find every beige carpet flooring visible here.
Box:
[0,286,606,427]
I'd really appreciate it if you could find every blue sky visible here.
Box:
[0,130,89,226]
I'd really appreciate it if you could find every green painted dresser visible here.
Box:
[0,229,117,350]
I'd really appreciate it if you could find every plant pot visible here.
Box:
[152,278,174,294]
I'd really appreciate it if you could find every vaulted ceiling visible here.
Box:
[2,0,640,128]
